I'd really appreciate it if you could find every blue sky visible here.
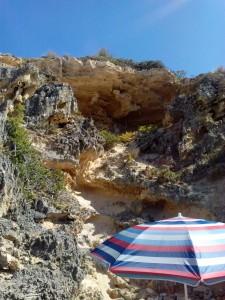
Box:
[1,0,225,75]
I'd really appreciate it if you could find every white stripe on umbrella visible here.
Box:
[117,254,225,266]
[98,244,120,258]
[137,223,224,228]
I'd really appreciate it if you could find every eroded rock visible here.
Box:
[26,82,78,126]
[28,55,178,128]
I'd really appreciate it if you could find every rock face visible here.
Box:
[76,72,225,220]
[26,83,78,126]
[0,133,83,300]
[133,72,225,217]
[0,63,49,104]
[1,54,225,299]
[65,67,177,129]
[29,55,178,129]
[0,215,83,299]
[0,54,22,67]
[0,62,86,299]
[48,118,103,163]
[1,154,84,299]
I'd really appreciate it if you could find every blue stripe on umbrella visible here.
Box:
[93,248,117,264]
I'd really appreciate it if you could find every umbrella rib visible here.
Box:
[184,220,201,282]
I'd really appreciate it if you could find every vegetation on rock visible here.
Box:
[138,124,158,133]
[6,103,64,202]
[82,48,166,70]
[100,125,159,148]
[147,166,181,184]
[100,130,137,148]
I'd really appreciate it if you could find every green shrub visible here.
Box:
[119,131,136,143]
[6,104,64,202]
[135,60,165,70]
[96,48,112,58]
[100,130,136,148]
[99,130,120,148]
[146,166,181,183]
[81,54,165,71]
[157,167,181,183]
[138,124,158,133]
[100,126,160,148]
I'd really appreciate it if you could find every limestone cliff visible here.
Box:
[0,53,225,299]
[26,55,178,129]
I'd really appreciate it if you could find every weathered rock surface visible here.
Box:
[0,63,85,299]
[48,118,103,162]
[133,72,225,217]
[25,83,78,126]
[28,55,178,129]
[1,54,225,299]
[0,54,22,67]
[0,152,83,299]
[27,114,103,178]
[0,154,84,299]
[0,63,49,104]
[76,71,225,220]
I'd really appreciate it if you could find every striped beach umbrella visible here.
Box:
[91,213,225,299]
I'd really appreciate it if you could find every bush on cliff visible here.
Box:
[83,49,166,70]
[100,125,159,149]
[6,104,64,201]
[100,130,136,148]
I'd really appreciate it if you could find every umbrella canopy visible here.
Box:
[91,214,225,287]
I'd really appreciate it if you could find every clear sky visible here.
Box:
[1,0,225,76]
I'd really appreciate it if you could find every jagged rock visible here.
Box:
[65,67,177,129]
[131,72,225,217]
[0,63,48,104]
[75,288,104,300]
[76,143,200,213]
[0,238,21,272]
[0,54,22,67]
[135,73,225,178]
[0,266,80,300]
[35,198,49,214]
[0,100,13,143]
[0,197,84,299]
[49,118,103,161]
[0,67,18,80]
[28,55,177,128]
[0,63,84,299]
[0,155,22,218]
[25,82,78,126]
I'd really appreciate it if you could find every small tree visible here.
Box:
[97,48,111,58]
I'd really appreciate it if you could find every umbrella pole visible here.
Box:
[184,284,188,300]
